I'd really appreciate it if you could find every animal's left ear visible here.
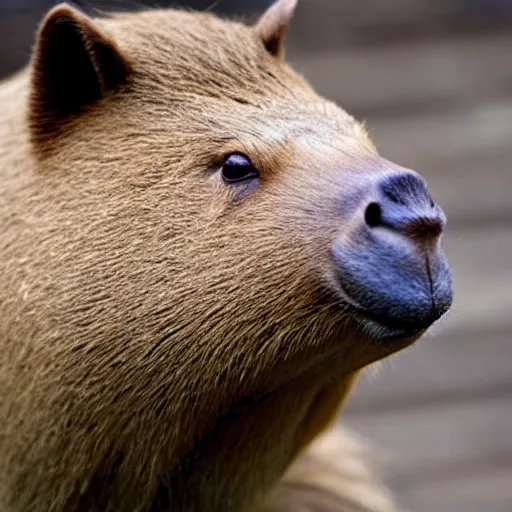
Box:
[255,0,298,58]
[29,3,131,138]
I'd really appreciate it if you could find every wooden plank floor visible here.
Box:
[288,2,512,511]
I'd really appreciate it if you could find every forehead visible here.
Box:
[103,10,281,91]
[102,9,314,104]
[100,8,373,151]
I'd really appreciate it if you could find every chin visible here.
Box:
[342,303,428,346]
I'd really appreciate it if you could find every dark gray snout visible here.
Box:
[333,171,453,336]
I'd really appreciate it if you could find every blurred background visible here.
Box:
[1,1,511,510]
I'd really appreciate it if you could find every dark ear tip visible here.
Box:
[35,3,87,50]
[39,3,85,27]
[45,2,83,17]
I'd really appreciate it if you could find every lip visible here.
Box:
[331,253,450,343]
[342,303,428,342]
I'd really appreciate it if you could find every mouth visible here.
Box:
[330,255,451,344]
[341,302,429,343]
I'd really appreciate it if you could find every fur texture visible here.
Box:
[0,2,418,511]
[260,427,397,512]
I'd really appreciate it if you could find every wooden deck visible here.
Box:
[287,2,512,510]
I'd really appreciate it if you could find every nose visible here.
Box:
[364,172,445,248]
[332,170,453,338]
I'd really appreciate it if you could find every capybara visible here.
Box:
[0,0,453,510]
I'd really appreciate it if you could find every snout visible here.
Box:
[332,170,453,338]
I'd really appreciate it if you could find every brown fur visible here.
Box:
[0,2,418,511]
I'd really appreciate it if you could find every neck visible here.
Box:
[164,364,360,512]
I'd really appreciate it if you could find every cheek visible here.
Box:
[204,174,234,220]
[207,173,262,217]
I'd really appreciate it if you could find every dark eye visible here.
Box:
[221,153,259,184]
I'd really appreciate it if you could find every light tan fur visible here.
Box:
[0,2,416,511]
[260,427,397,512]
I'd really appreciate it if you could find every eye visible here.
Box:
[221,153,259,184]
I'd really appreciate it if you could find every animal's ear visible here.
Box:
[29,3,130,137]
[255,0,298,58]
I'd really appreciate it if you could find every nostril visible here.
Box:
[367,172,445,241]
[365,202,382,228]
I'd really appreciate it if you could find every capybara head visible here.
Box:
[0,0,453,510]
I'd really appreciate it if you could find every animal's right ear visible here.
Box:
[29,3,130,138]
[255,0,298,59]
